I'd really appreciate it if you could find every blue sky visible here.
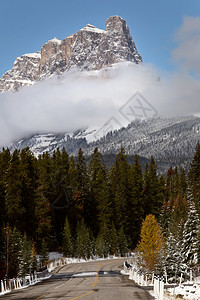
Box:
[0,0,199,77]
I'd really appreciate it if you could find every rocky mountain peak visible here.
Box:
[0,16,142,92]
[105,15,127,33]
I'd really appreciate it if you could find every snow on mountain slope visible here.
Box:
[9,116,200,171]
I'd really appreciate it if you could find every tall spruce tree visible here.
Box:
[5,150,24,230]
[118,226,128,257]
[76,149,90,224]
[143,157,162,219]
[35,183,52,248]
[63,217,73,257]
[95,232,106,257]
[109,148,130,234]
[18,234,32,277]
[110,222,119,255]
[127,154,144,248]
[50,148,70,244]
[0,148,10,252]
[3,226,22,278]
[188,142,200,197]
[182,191,200,266]
[20,148,37,239]
[88,147,106,233]
[76,220,92,259]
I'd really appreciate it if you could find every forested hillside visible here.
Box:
[0,143,200,279]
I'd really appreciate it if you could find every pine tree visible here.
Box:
[188,142,200,196]
[96,172,112,230]
[95,232,105,257]
[143,157,163,219]
[109,148,130,233]
[63,217,73,257]
[35,155,52,247]
[68,156,79,191]
[137,214,164,272]
[127,154,144,248]
[20,148,37,239]
[0,148,10,252]
[5,150,24,230]
[18,234,32,277]
[179,167,187,198]
[164,219,185,276]
[110,223,119,255]
[77,149,91,225]
[35,183,52,247]
[50,148,71,244]
[118,226,128,257]
[40,239,49,267]
[89,147,110,233]
[76,220,92,259]
[182,191,200,266]
[3,226,22,278]
[30,241,38,273]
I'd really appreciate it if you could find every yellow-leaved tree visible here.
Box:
[137,214,164,272]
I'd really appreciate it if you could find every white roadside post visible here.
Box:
[180,273,183,285]
[159,278,164,300]
[164,268,168,284]
[16,278,19,288]
[154,276,159,298]
[190,268,192,282]
[141,274,144,286]
[134,270,136,281]
[9,279,11,291]
[158,277,160,298]
[4,280,7,292]
[153,276,156,294]
[152,272,154,285]
[13,279,16,289]
[144,274,147,286]
[137,272,140,284]
[1,280,5,293]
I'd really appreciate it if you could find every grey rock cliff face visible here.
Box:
[0,52,41,92]
[0,16,142,92]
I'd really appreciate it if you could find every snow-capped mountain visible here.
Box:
[2,15,199,172]
[0,16,142,92]
[9,116,200,172]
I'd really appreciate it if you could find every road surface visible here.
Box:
[3,258,154,299]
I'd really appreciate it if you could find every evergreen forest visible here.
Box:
[1,142,200,279]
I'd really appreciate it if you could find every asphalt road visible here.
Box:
[3,258,154,300]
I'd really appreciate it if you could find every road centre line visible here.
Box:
[70,290,95,300]
[35,295,46,300]
[91,263,101,288]
[35,263,101,300]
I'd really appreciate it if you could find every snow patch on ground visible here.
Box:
[166,284,200,299]
[120,270,129,275]
[73,272,98,277]
[49,252,63,261]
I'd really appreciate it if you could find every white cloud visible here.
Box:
[0,64,157,146]
[172,16,200,75]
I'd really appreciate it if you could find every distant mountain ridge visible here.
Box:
[9,116,200,172]
[0,16,142,92]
